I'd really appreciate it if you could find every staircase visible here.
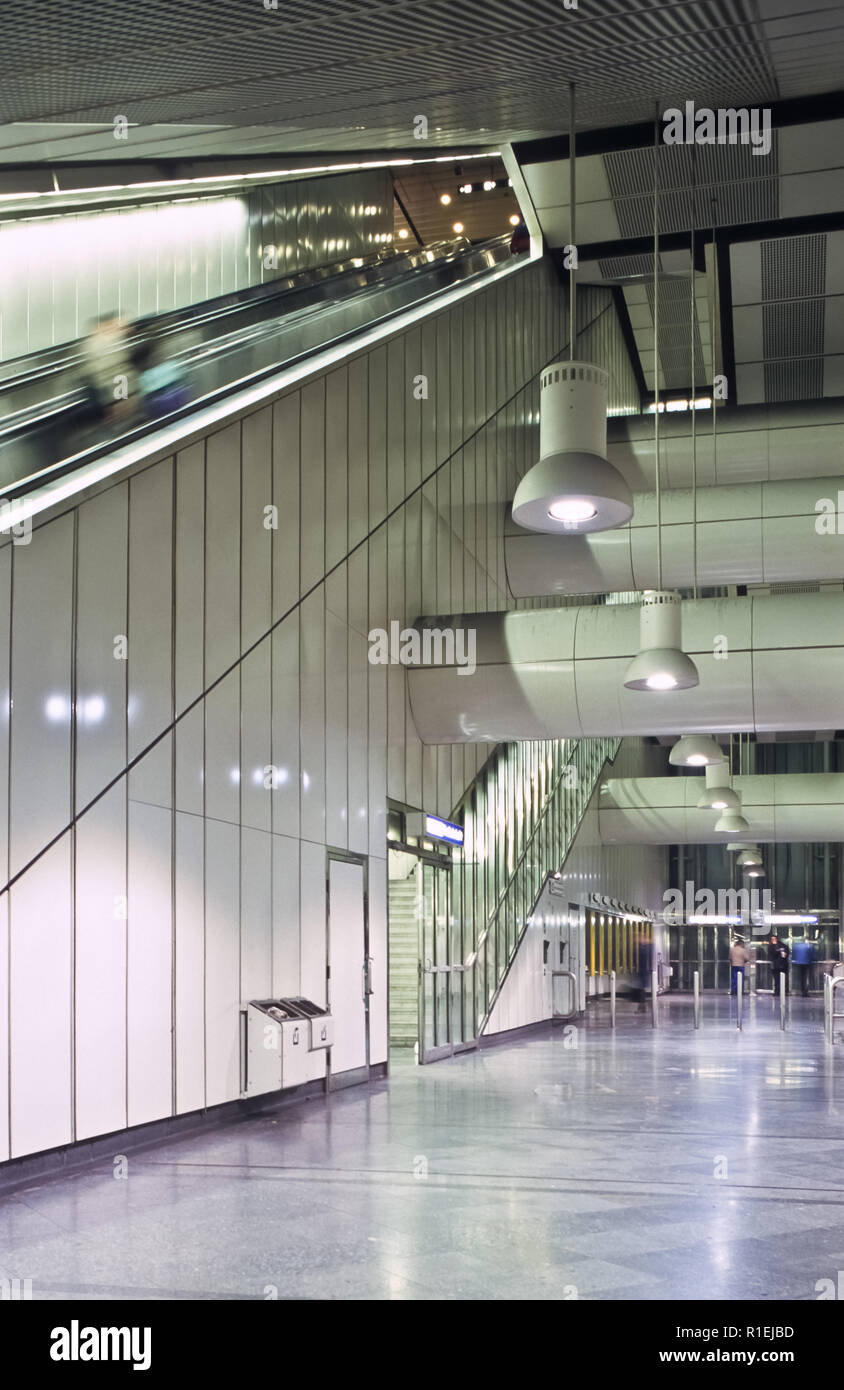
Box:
[454,735,621,1036]
[388,872,420,1046]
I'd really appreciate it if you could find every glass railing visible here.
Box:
[448,735,620,1039]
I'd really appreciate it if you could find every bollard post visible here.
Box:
[737,971,743,1031]
[610,970,616,1029]
[825,973,832,1045]
[651,969,658,1028]
[779,970,786,1029]
[693,970,700,1030]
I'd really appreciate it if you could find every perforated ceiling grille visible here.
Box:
[0,0,793,160]
[761,233,826,302]
[760,234,827,402]
[605,140,779,239]
[763,359,824,402]
[645,278,707,389]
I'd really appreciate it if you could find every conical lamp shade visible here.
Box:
[623,591,699,691]
[715,810,750,833]
[697,762,739,811]
[512,361,633,535]
[669,734,725,767]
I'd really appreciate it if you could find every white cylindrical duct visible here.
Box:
[406,591,844,744]
[505,474,844,596]
[539,361,608,459]
[599,775,844,844]
[605,399,844,491]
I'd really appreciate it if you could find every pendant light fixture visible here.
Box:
[697,762,740,812]
[623,591,699,690]
[623,106,698,694]
[737,847,763,868]
[715,810,751,833]
[669,734,724,767]
[511,83,633,536]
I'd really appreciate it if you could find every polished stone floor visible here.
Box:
[2,991,843,1300]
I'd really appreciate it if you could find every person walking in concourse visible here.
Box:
[729,936,750,995]
[792,936,815,997]
[769,934,790,995]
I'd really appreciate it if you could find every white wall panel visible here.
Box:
[271,613,300,840]
[299,839,326,1006]
[325,606,349,850]
[300,381,326,594]
[76,484,128,810]
[347,357,369,552]
[272,393,300,618]
[299,592,326,846]
[325,369,349,573]
[347,628,369,857]
[75,786,127,1140]
[241,645,272,833]
[128,460,173,810]
[205,818,240,1107]
[272,832,300,995]
[241,827,272,1005]
[9,837,72,1156]
[175,809,205,1115]
[241,409,273,649]
[10,514,73,877]
[175,441,205,717]
[205,672,240,827]
[205,424,241,684]
[127,791,173,1127]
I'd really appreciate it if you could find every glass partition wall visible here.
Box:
[388,735,620,1062]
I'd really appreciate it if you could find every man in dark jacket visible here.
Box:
[769,935,790,995]
[792,937,815,997]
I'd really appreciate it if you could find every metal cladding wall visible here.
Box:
[0,169,393,361]
[0,252,653,1163]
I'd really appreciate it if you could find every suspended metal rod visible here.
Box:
[690,144,698,600]
[653,103,662,590]
[569,81,576,361]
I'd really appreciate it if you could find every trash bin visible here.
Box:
[246,998,333,1096]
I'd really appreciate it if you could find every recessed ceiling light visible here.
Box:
[440,193,452,205]
[453,222,464,233]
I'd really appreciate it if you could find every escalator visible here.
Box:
[0,234,517,501]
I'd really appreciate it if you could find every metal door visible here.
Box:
[327,855,370,1084]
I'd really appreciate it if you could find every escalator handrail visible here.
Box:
[0,237,516,501]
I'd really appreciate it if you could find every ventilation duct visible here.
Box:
[505,474,844,596]
[407,591,844,743]
[598,775,844,844]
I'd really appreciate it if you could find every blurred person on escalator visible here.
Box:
[509,219,530,255]
[77,313,136,427]
[133,334,191,420]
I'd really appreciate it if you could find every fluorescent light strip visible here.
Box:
[0,151,502,207]
[2,246,534,531]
